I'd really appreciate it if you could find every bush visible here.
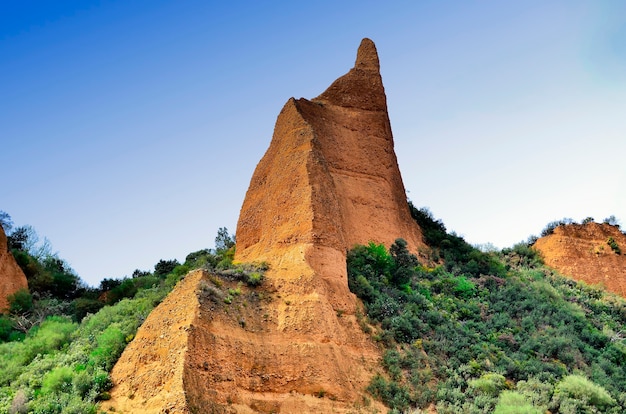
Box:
[154,259,180,278]
[551,375,615,412]
[8,289,33,315]
[41,366,74,394]
[246,272,263,287]
[607,237,621,255]
[468,373,507,397]
[89,325,126,371]
[0,316,14,342]
[494,391,542,414]
[367,374,413,411]
[70,298,104,322]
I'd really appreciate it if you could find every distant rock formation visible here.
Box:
[0,226,28,312]
[533,222,626,297]
[104,38,420,413]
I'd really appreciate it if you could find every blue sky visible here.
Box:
[2,1,625,286]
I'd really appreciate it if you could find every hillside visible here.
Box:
[533,222,626,297]
[345,210,626,413]
[1,37,626,414]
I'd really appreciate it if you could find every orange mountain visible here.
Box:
[104,38,423,413]
[0,226,28,313]
[533,222,626,297]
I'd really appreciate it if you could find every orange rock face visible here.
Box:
[0,226,28,313]
[102,270,204,414]
[104,38,421,413]
[533,222,626,297]
[236,38,423,269]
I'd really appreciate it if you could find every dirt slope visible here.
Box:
[102,269,204,413]
[0,226,28,313]
[533,222,626,297]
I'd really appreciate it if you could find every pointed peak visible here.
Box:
[313,38,386,111]
[354,38,379,72]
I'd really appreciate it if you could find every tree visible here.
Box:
[215,227,235,253]
[154,259,180,278]
[603,215,620,227]
[0,210,13,233]
[389,238,418,286]
[132,269,151,278]
[42,257,80,299]
[8,289,33,315]
[7,226,31,251]
[99,278,122,292]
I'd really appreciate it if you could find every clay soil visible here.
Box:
[533,222,626,297]
[103,269,385,413]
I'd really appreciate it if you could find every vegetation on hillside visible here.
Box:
[348,205,626,413]
[0,214,247,413]
[3,206,626,413]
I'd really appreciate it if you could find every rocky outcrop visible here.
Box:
[236,38,423,270]
[533,222,626,297]
[104,38,420,413]
[226,38,423,411]
[0,226,28,313]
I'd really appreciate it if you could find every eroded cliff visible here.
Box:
[105,38,422,413]
[533,222,626,297]
[0,226,28,313]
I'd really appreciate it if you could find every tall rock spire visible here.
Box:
[236,37,423,271]
[105,39,418,413]
[314,38,386,111]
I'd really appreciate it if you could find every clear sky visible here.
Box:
[2,1,625,286]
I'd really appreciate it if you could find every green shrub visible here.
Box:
[89,325,126,371]
[515,377,553,408]
[607,237,621,254]
[8,289,33,315]
[367,374,413,411]
[70,298,104,322]
[0,316,14,342]
[468,373,507,397]
[246,272,263,287]
[551,375,615,412]
[72,370,92,398]
[494,391,542,414]
[41,366,74,394]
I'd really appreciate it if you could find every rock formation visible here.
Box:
[104,38,422,413]
[0,225,28,313]
[533,222,626,297]
[236,38,423,270]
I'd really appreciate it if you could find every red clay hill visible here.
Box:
[104,38,423,413]
[533,222,626,298]
[0,225,28,313]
